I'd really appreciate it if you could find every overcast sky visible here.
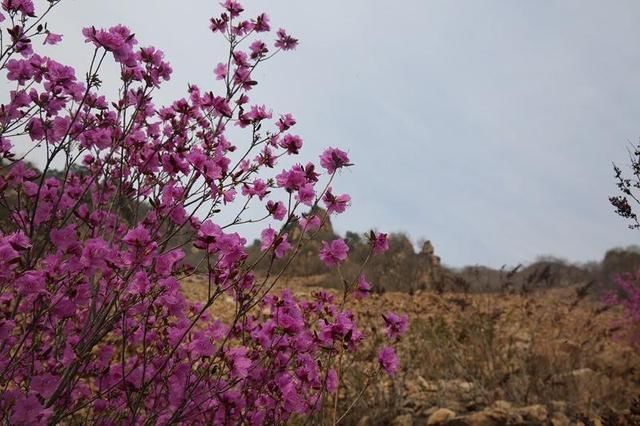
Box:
[34,0,640,267]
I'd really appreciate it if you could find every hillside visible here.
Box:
[180,274,640,425]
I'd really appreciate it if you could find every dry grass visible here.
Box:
[180,275,640,425]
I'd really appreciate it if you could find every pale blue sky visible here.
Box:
[34,0,640,267]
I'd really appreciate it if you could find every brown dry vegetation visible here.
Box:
[181,273,640,426]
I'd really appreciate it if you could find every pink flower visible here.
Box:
[370,232,389,254]
[214,62,227,80]
[0,242,20,268]
[274,28,298,51]
[253,13,270,32]
[304,162,319,183]
[123,225,151,247]
[50,224,77,252]
[241,179,269,200]
[260,227,291,258]
[15,271,46,297]
[260,227,276,251]
[299,215,321,233]
[276,113,296,132]
[238,104,272,127]
[378,346,399,376]
[6,231,30,252]
[189,335,215,358]
[31,373,58,400]
[278,375,306,414]
[3,0,35,16]
[127,271,150,295]
[221,0,243,18]
[276,167,306,192]
[0,320,15,340]
[296,183,315,206]
[155,250,184,277]
[223,188,236,203]
[43,32,62,45]
[81,25,138,66]
[382,312,409,340]
[233,20,254,37]
[215,232,247,268]
[279,134,303,154]
[319,239,349,267]
[233,66,254,90]
[161,153,189,175]
[6,59,34,85]
[10,393,51,424]
[249,40,268,59]
[169,205,186,224]
[196,220,222,248]
[210,15,229,33]
[256,145,276,167]
[266,200,287,220]
[7,161,37,185]
[80,238,110,271]
[227,346,251,378]
[9,25,33,57]
[322,187,350,214]
[319,311,356,345]
[319,147,352,174]
[274,234,292,258]
[354,274,372,300]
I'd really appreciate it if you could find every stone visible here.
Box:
[452,411,507,426]
[491,400,512,412]
[465,396,488,412]
[550,412,571,426]
[392,414,414,426]
[457,381,474,393]
[516,404,548,423]
[427,408,456,425]
[418,376,438,392]
[589,417,603,426]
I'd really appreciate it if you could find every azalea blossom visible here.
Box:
[354,274,372,300]
[319,239,349,267]
[370,231,389,254]
[43,32,62,45]
[378,346,399,376]
[382,312,409,340]
[319,147,352,173]
[299,215,321,233]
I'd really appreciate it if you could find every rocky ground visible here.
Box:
[181,275,640,425]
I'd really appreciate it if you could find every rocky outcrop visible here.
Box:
[262,226,447,293]
[416,240,444,293]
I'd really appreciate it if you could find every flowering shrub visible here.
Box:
[610,136,640,350]
[0,1,408,424]
[604,271,640,350]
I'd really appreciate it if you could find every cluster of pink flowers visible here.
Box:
[0,1,408,424]
[605,270,640,350]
